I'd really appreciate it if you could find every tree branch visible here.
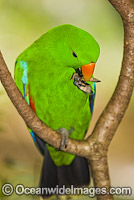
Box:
[85,1,134,199]
[0,1,134,200]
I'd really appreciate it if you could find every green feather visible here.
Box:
[14,24,100,166]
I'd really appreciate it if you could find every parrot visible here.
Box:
[14,24,100,197]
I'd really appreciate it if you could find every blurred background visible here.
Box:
[0,0,133,200]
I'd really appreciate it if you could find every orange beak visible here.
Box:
[81,62,95,82]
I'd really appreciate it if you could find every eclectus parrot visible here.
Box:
[14,24,100,197]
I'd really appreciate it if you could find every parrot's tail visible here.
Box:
[40,147,90,198]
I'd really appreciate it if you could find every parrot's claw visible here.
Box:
[72,73,100,94]
[89,77,101,82]
[72,73,92,94]
[57,128,71,150]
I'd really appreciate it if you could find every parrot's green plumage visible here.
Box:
[14,24,100,194]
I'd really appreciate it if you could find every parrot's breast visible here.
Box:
[27,67,91,166]
[29,67,91,135]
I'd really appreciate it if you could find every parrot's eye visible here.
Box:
[73,51,77,58]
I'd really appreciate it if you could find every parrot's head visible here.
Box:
[47,24,100,82]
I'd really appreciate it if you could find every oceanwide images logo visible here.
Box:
[1,184,132,197]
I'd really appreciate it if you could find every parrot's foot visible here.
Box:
[72,73,92,94]
[72,72,101,94]
[57,128,69,149]
[57,128,74,150]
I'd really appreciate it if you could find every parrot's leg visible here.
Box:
[57,128,69,149]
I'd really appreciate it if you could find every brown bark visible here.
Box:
[0,1,134,199]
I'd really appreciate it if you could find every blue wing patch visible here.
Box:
[20,60,36,142]
[20,60,28,84]
[30,130,36,142]
[20,60,45,155]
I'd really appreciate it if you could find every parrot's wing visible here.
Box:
[14,60,46,155]
[23,80,46,155]
[89,82,96,114]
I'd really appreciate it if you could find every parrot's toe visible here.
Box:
[89,77,101,82]
[72,73,92,94]
[57,128,70,149]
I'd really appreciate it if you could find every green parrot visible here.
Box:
[14,24,100,197]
